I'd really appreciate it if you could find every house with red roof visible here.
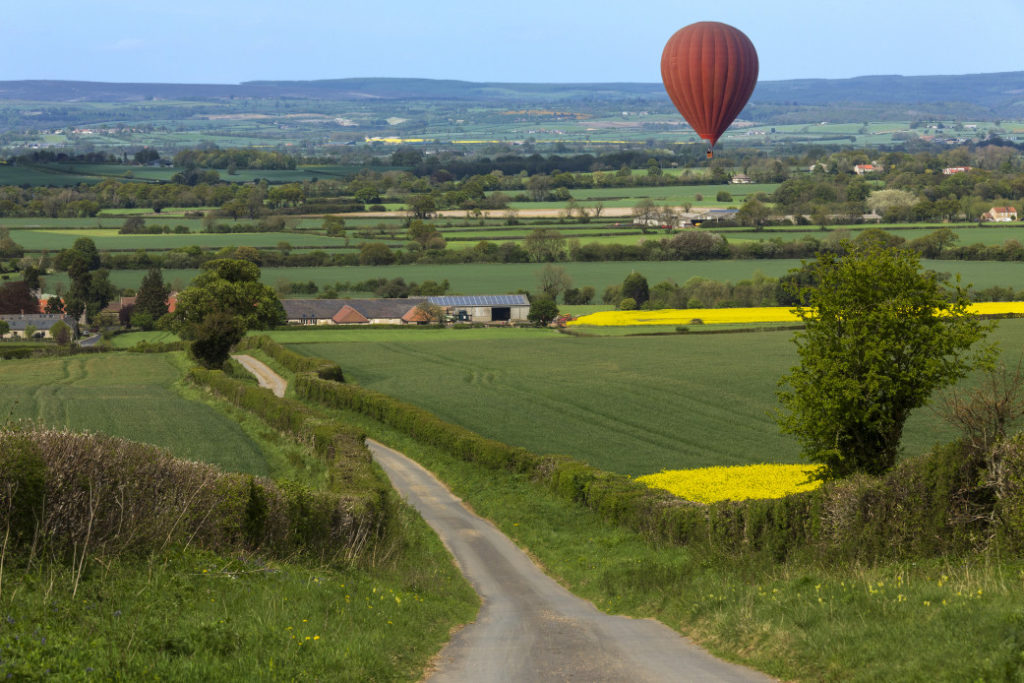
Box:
[982,206,1018,222]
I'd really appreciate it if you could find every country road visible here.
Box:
[367,439,773,683]
[231,354,287,397]
[235,357,772,681]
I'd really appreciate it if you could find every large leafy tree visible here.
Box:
[0,281,38,314]
[166,259,283,368]
[777,243,992,479]
[55,237,106,321]
[621,272,650,308]
[168,259,284,333]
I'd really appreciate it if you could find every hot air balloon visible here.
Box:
[661,21,758,158]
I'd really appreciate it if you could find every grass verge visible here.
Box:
[0,502,478,681]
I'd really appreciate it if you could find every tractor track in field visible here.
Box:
[237,356,773,682]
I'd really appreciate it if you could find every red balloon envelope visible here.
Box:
[661,21,759,156]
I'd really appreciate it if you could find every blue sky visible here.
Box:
[3,0,1022,84]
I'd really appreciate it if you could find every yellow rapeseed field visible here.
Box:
[636,464,823,503]
[569,302,1024,327]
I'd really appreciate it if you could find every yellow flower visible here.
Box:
[636,464,823,503]
[568,302,1024,328]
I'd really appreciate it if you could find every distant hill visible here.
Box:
[1,72,1022,120]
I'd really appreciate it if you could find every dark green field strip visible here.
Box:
[291,319,1024,475]
[9,229,353,251]
[41,258,1024,298]
[0,353,268,473]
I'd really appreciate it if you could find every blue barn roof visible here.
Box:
[428,295,529,307]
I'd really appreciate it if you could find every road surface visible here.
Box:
[231,354,286,397]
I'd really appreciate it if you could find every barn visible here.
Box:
[428,295,530,323]
[282,298,430,325]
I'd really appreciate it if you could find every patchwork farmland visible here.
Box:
[281,318,1024,475]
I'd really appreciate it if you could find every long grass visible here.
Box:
[0,503,477,680]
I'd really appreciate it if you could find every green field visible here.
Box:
[287,319,1024,475]
[38,258,1024,299]
[0,352,268,473]
[7,228,348,251]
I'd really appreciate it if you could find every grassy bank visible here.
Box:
[0,504,477,680]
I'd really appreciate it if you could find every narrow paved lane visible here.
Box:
[231,354,286,398]
[368,439,773,683]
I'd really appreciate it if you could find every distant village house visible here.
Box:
[0,313,76,339]
[982,206,1018,222]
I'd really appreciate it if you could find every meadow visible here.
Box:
[0,352,268,473]
[286,318,1024,475]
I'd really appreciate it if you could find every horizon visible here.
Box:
[3,1,1022,85]
[3,69,1021,88]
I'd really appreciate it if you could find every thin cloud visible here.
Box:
[105,38,145,52]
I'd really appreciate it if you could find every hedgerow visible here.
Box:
[188,367,380,498]
[0,428,386,565]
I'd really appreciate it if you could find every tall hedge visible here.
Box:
[189,367,380,496]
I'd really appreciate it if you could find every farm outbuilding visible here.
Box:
[428,295,530,323]
[282,298,430,325]
[0,313,76,339]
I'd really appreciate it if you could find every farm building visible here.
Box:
[282,298,430,325]
[429,295,530,323]
[0,313,76,339]
[281,295,530,325]
[982,206,1018,222]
